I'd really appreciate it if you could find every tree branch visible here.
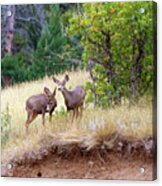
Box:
[89,58,102,65]
[88,37,104,49]
[15,16,38,22]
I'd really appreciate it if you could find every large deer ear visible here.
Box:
[62,74,69,85]
[65,74,69,81]
[53,77,60,84]
[52,87,57,97]
[44,87,52,98]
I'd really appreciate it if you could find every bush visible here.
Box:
[1,103,11,147]
[1,52,31,87]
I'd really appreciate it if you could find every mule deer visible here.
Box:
[53,74,86,121]
[25,87,57,133]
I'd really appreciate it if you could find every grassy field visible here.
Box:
[1,70,153,164]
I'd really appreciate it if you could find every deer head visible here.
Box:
[53,74,69,92]
[44,87,57,112]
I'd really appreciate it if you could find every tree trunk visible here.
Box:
[90,68,97,108]
[130,35,136,100]
[104,30,113,105]
[4,5,15,54]
[130,34,145,102]
[34,5,49,33]
[136,36,145,95]
[88,59,97,108]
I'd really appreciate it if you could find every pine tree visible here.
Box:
[31,5,67,79]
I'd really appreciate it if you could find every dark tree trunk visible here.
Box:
[2,76,11,87]
[136,36,145,94]
[130,33,145,102]
[87,30,114,107]
[88,59,97,108]
[4,5,15,54]
[130,35,136,100]
[90,69,97,108]
[104,30,113,105]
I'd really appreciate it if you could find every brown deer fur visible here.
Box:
[53,74,86,121]
[25,87,57,133]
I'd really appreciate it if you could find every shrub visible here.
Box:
[1,103,11,147]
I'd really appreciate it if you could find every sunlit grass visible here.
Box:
[1,70,153,163]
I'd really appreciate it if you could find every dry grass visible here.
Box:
[1,70,153,164]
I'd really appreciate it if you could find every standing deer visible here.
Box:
[25,87,57,133]
[53,74,86,121]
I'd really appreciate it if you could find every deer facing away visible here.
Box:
[53,74,86,121]
[25,87,57,133]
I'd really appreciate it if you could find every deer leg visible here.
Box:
[80,105,84,118]
[76,107,79,119]
[25,111,38,134]
[66,109,71,124]
[25,111,30,134]
[72,109,76,123]
[41,107,46,127]
[42,113,45,126]
[49,111,53,124]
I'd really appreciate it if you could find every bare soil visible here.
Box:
[4,152,153,180]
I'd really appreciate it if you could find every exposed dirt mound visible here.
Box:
[1,133,155,180]
[3,151,153,180]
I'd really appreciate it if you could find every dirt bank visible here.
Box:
[3,151,153,180]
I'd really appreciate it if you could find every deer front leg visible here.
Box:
[72,109,76,123]
[75,107,79,119]
[41,108,46,127]
[80,105,84,118]
[49,111,52,124]
[42,113,45,126]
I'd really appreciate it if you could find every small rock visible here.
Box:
[118,142,123,147]
[101,166,106,171]
[144,139,153,150]
[88,161,94,166]
[101,145,105,150]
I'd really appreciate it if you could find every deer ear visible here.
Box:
[44,87,52,97]
[65,74,69,81]
[53,87,57,97]
[53,77,60,84]
[62,74,69,85]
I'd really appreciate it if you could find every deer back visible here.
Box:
[63,86,86,109]
[71,86,86,101]
[26,94,48,114]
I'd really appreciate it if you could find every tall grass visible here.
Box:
[1,70,153,163]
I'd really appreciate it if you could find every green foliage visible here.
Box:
[13,32,27,49]
[68,1,155,107]
[31,5,67,77]
[55,106,67,117]
[1,2,155,109]
[1,4,82,87]
[30,4,81,79]
[1,103,11,147]
[1,52,31,86]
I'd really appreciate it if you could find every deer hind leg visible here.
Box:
[25,110,38,134]
[71,109,76,123]
[79,104,84,118]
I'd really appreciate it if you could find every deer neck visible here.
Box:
[61,87,72,105]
